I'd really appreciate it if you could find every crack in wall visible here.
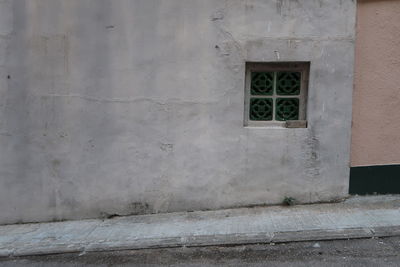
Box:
[35,94,227,106]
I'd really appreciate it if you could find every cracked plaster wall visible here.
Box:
[0,0,356,224]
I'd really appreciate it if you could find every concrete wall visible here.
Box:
[351,0,400,167]
[0,0,356,224]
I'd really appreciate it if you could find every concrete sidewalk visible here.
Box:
[1,196,400,257]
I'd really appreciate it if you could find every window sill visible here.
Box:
[245,120,307,129]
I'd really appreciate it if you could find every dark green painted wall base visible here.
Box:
[349,165,400,195]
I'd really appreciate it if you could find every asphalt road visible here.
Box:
[1,236,400,266]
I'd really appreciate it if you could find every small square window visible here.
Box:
[244,62,309,128]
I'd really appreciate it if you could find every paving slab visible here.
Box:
[0,196,400,257]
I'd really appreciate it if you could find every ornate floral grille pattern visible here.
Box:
[251,72,274,95]
[277,72,301,95]
[250,98,273,121]
[249,71,302,122]
[276,98,299,121]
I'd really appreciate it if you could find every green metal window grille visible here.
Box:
[276,72,301,95]
[251,72,274,95]
[249,71,301,122]
[250,98,273,121]
[276,98,299,121]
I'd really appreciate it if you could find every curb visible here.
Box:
[2,226,400,257]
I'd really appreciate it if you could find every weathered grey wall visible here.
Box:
[0,0,356,224]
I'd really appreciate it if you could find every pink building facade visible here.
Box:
[350,0,400,194]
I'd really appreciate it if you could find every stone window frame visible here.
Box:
[244,62,310,128]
